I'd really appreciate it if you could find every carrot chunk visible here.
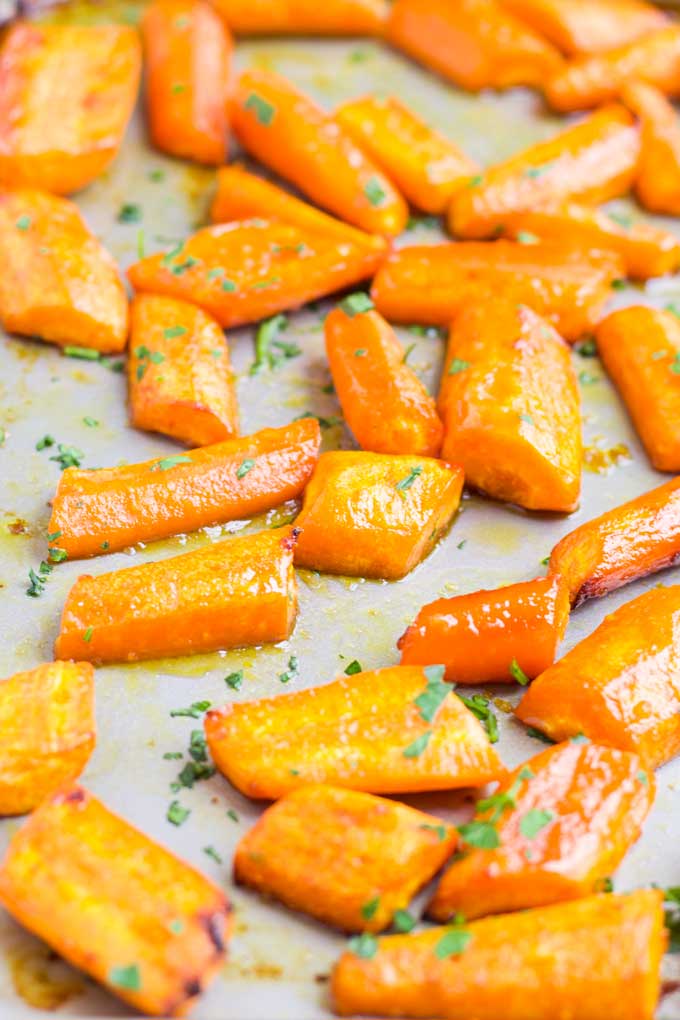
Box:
[335,95,479,214]
[438,300,581,512]
[293,451,463,579]
[48,418,320,560]
[449,104,639,239]
[399,575,569,683]
[331,890,665,1020]
[623,81,680,215]
[55,526,299,663]
[0,662,95,816]
[235,784,457,932]
[387,0,562,93]
[0,785,231,1017]
[500,0,668,56]
[0,189,128,353]
[142,0,232,165]
[206,665,505,798]
[516,586,680,769]
[208,0,389,35]
[230,70,407,236]
[325,302,443,457]
[428,741,654,922]
[0,23,140,194]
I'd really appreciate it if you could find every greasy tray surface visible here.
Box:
[1,2,680,1016]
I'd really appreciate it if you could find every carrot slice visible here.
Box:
[230,70,408,236]
[622,80,680,215]
[516,586,680,769]
[428,741,654,921]
[206,665,505,798]
[0,785,231,1017]
[325,301,443,457]
[208,0,389,35]
[235,784,457,932]
[48,418,320,560]
[293,451,463,579]
[500,0,668,56]
[0,22,140,194]
[399,575,569,683]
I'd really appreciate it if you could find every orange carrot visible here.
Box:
[206,665,505,798]
[500,0,668,56]
[623,81,680,215]
[208,0,389,35]
[230,70,408,236]
[48,418,320,560]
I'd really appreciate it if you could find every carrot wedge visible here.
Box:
[208,0,389,36]
[428,741,654,922]
[230,70,407,236]
[516,586,680,769]
[331,890,666,1020]
[0,785,231,1017]
[234,785,457,932]
[142,0,232,165]
[205,665,505,798]
[325,300,443,457]
[0,23,141,194]
[622,81,680,215]
[438,300,582,512]
[500,0,668,57]
[48,418,320,560]
[399,575,569,683]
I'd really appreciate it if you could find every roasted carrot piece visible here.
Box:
[371,241,623,342]
[399,575,569,683]
[230,70,407,236]
[48,418,320,560]
[0,785,231,1017]
[428,741,654,922]
[0,662,95,817]
[325,300,443,457]
[545,25,680,111]
[387,0,562,93]
[0,23,141,194]
[127,220,385,328]
[205,665,505,798]
[0,189,128,353]
[516,586,680,769]
[449,104,639,240]
[235,785,457,932]
[55,526,299,663]
[549,476,680,606]
[334,95,479,215]
[500,0,668,56]
[438,300,582,512]
[142,0,232,166]
[128,294,238,447]
[293,451,463,579]
[208,0,389,35]
[331,890,665,1020]
[622,81,680,215]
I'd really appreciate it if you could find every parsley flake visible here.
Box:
[457,820,500,849]
[519,808,553,839]
[361,897,380,921]
[516,231,539,244]
[448,358,470,375]
[83,627,93,643]
[245,92,276,125]
[279,655,299,685]
[402,731,431,758]
[63,346,102,361]
[150,455,191,472]
[420,823,447,842]
[341,292,374,317]
[393,909,416,933]
[164,326,187,339]
[348,933,378,959]
[167,801,190,826]
[203,846,223,865]
[15,215,31,231]
[251,314,292,374]
[509,658,530,686]
[225,671,243,690]
[434,927,471,958]
[456,692,498,743]
[236,458,256,479]
[364,177,386,207]
[117,203,142,223]
[344,660,362,676]
[414,665,449,723]
[395,465,423,495]
[170,700,211,719]
[109,963,141,991]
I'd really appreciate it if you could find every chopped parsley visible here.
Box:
[637,770,649,786]
[149,169,165,182]
[516,231,539,244]
[344,660,362,676]
[670,353,680,375]
[63,346,102,361]
[364,177,386,207]
[225,671,243,690]
[519,413,534,426]
[448,358,470,375]
[109,963,141,991]
[354,348,368,357]
[576,336,597,357]
[245,92,276,125]
[392,909,416,933]
[117,203,142,223]
[15,215,31,231]
[457,820,500,849]
[519,808,553,839]
[236,458,256,479]
[467,175,483,188]
[83,627,93,643]
[203,846,223,865]
[278,655,299,685]
[227,808,239,822]
[361,897,380,921]
[188,729,208,762]
[395,465,423,495]
[509,658,530,686]
[420,823,447,842]
[524,163,552,178]
[402,731,431,758]
[150,455,191,472]
[167,801,190,826]
[48,547,68,563]
[611,278,627,290]
[579,370,599,385]
[36,434,55,451]
[26,560,52,598]
[341,292,374,317]
[456,692,499,743]
[169,700,211,719]
[50,444,84,470]
[434,926,471,958]
[414,665,449,723]
[348,933,378,959]
[526,727,554,744]
[251,315,298,374]
[83,416,99,427]
[164,326,188,340]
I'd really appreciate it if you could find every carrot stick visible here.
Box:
[500,0,668,56]
[208,0,389,36]
[622,81,680,215]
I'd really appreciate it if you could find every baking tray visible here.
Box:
[2,3,680,1016]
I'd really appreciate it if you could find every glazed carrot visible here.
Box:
[500,0,668,56]
[331,890,665,1019]
[428,741,654,922]
[128,294,238,447]
[127,220,386,328]
[545,25,680,111]
[0,23,141,194]
[208,0,389,35]
[0,662,95,816]
[234,785,457,932]
[516,586,680,769]
[449,104,639,239]
[622,81,680,215]
[387,0,562,93]
[438,300,582,512]
[549,476,680,606]
[597,307,680,472]
[399,575,569,683]
[0,785,231,1017]
[371,241,623,343]
[48,418,320,560]
[334,95,479,215]
[230,70,407,236]
[206,665,505,798]
[142,0,232,165]
[0,189,128,353]
[55,526,299,663]
[293,451,463,579]
[324,300,443,457]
